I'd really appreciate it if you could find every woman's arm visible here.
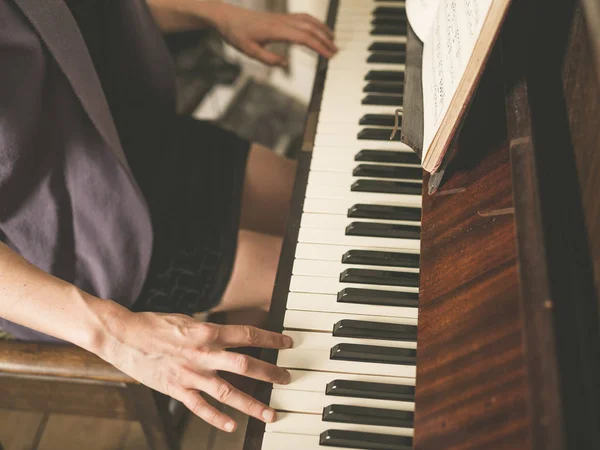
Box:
[0,241,117,350]
[147,0,337,66]
[0,242,293,432]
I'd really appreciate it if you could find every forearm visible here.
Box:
[0,242,124,355]
[147,0,229,32]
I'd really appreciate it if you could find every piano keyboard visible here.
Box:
[261,1,421,450]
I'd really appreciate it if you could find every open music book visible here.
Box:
[405,0,512,173]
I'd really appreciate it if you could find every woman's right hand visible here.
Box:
[98,305,293,432]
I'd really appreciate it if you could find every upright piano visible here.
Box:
[244,0,600,449]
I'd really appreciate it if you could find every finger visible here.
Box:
[216,325,293,349]
[291,13,335,40]
[274,25,335,59]
[245,42,288,67]
[204,377,278,424]
[288,14,337,52]
[211,351,291,385]
[287,19,337,54]
[180,390,237,432]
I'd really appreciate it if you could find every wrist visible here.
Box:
[74,291,131,360]
[189,2,236,31]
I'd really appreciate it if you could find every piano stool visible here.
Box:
[0,340,186,450]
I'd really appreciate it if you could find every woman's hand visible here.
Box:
[212,4,337,67]
[100,307,293,432]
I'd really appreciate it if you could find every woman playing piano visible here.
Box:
[0,0,336,433]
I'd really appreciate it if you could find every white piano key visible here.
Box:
[298,228,420,251]
[277,348,416,378]
[303,197,422,215]
[283,310,417,332]
[290,274,418,295]
[262,432,352,450]
[334,36,408,50]
[277,369,415,393]
[295,242,419,262]
[324,70,404,85]
[334,30,407,41]
[312,146,413,159]
[293,259,418,278]
[337,0,405,9]
[270,387,413,414]
[301,212,419,228]
[266,412,413,436]
[326,50,384,62]
[284,330,416,351]
[328,61,406,71]
[286,292,418,319]
[314,146,409,162]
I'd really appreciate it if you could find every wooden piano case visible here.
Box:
[416,0,600,448]
[244,0,600,449]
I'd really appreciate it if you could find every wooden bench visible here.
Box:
[0,341,185,450]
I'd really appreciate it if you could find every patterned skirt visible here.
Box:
[127,116,250,314]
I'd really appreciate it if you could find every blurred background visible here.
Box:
[166,0,328,158]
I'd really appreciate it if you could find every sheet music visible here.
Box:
[406,0,440,42]
[419,0,493,161]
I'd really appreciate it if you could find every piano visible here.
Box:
[244,0,600,449]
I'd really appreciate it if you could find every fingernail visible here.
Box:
[262,409,276,423]
[283,335,293,348]
[282,370,292,384]
[225,422,235,432]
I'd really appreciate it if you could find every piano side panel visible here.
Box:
[414,52,532,448]
[562,1,600,328]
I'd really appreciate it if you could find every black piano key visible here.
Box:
[351,179,423,195]
[358,114,396,126]
[361,95,403,107]
[365,70,405,82]
[330,343,417,365]
[340,268,419,287]
[320,430,413,450]
[369,42,406,52]
[348,204,421,221]
[373,6,405,16]
[355,150,420,165]
[357,127,402,141]
[371,16,407,26]
[364,82,404,95]
[371,25,406,36]
[353,164,422,180]
[367,52,406,64]
[338,287,418,308]
[342,249,420,268]
[326,379,415,402]
[345,222,420,240]
[323,404,414,428]
[333,319,417,341]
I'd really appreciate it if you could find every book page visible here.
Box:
[406,0,440,42]
[421,0,492,160]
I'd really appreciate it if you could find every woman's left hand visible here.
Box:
[212,4,337,67]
